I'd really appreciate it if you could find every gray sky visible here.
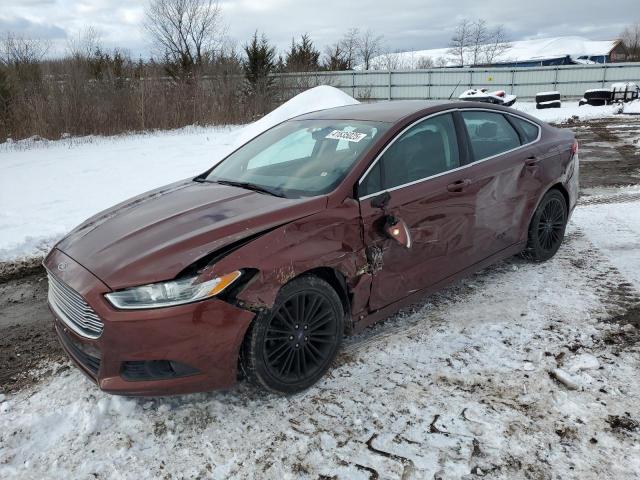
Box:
[0,0,636,58]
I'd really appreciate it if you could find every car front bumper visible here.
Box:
[44,248,255,396]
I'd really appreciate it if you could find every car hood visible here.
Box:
[55,180,326,289]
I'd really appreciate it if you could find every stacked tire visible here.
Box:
[579,88,612,107]
[535,91,561,109]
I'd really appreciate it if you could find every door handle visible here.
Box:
[447,179,471,193]
[525,156,539,167]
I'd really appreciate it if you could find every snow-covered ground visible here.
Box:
[0,125,243,261]
[1,197,639,479]
[513,101,616,123]
[0,92,635,263]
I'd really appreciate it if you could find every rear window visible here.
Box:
[510,116,540,144]
[461,111,521,161]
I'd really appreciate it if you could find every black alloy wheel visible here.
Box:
[537,198,565,250]
[522,189,568,262]
[241,276,343,394]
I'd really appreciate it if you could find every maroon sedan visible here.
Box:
[44,101,578,395]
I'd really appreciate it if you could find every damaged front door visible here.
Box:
[357,112,476,311]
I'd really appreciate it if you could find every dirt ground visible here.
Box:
[0,116,639,396]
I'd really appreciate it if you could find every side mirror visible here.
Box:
[370,191,390,210]
[383,215,412,248]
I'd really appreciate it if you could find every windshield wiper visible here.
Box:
[214,179,286,198]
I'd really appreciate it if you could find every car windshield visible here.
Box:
[204,119,390,198]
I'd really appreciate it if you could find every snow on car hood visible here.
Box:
[55,180,326,289]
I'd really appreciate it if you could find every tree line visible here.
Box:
[0,0,390,142]
[1,0,639,142]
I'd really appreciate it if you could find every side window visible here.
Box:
[359,161,382,197]
[360,113,460,195]
[461,111,521,161]
[509,116,540,144]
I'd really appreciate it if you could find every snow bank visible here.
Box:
[0,87,358,262]
[515,101,618,124]
[232,86,359,148]
[622,100,640,115]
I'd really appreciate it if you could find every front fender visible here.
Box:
[211,199,368,311]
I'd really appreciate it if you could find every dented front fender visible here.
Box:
[211,198,370,317]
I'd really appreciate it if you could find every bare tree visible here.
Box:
[357,29,384,70]
[435,56,449,68]
[375,50,400,70]
[449,18,510,66]
[145,0,223,77]
[416,56,435,69]
[448,18,473,66]
[1,33,49,67]
[620,21,640,61]
[67,27,101,59]
[339,28,360,70]
[469,19,488,65]
[482,25,511,64]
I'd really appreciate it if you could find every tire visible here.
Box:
[536,100,561,109]
[521,190,568,262]
[240,275,344,394]
[535,92,560,103]
[584,89,611,103]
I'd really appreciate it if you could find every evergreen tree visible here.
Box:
[323,43,349,71]
[243,31,275,90]
[243,31,276,114]
[285,34,320,72]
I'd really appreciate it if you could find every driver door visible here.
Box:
[358,112,476,311]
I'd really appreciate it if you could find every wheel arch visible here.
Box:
[528,182,570,228]
[549,182,570,210]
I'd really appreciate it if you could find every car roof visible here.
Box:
[292,100,454,123]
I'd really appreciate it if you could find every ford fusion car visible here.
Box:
[44,100,579,396]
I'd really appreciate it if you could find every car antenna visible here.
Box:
[448,80,462,100]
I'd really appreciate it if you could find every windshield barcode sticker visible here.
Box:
[325,130,367,142]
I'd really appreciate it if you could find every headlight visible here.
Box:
[104,271,242,310]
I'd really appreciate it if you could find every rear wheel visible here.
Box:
[240,276,343,394]
[522,190,568,262]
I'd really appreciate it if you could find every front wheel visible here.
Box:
[522,189,568,262]
[240,276,343,394]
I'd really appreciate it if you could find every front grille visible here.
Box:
[47,272,104,339]
[57,326,101,376]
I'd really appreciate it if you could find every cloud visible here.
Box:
[0,0,635,58]
[0,16,67,40]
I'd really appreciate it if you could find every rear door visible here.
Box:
[358,112,476,311]
[457,109,541,262]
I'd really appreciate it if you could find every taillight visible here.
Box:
[571,140,579,155]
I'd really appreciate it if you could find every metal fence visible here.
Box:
[275,62,640,101]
